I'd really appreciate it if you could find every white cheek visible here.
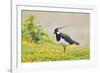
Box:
[57,32,60,34]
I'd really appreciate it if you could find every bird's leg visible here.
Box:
[63,45,66,53]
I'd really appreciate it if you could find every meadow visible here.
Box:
[22,40,90,62]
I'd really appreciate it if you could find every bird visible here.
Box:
[53,26,79,53]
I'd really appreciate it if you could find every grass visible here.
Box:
[22,40,90,62]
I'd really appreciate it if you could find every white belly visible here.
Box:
[58,37,69,45]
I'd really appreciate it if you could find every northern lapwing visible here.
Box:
[54,26,79,53]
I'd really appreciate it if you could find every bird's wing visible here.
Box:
[60,33,73,44]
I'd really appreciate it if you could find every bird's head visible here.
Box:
[54,28,59,34]
[53,26,66,34]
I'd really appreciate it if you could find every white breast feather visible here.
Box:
[59,37,69,45]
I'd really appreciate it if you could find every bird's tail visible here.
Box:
[73,40,79,45]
